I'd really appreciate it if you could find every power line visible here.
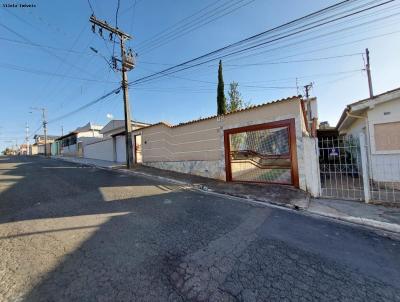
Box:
[44,0,395,124]
[0,62,119,83]
[30,23,93,109]
[222,2,400,64]
[130,1,368,83]
[128,0,393,87]
[87,0,95,14]
[0,22,96,78]
[0,36,94,55]
[48,87,121,124]
[222,53,363,66]
[137,0,257,55]
[135,0,225,50]
[224,17,400,67]
[112,0,121,57]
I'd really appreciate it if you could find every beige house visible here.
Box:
[337,87,400,185]
[133,96,318,192]
[31,134,58,155]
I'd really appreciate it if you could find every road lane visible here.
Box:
[0,156,399,301]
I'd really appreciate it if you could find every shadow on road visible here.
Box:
[1,156,400,301]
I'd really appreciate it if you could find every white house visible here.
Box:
[337,87,400,187]
[55,122,103,157]
[83,120,150,163]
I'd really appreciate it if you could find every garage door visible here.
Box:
[224,119,298,187]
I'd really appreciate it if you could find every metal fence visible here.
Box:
[319,136,365,201]
[318,134,400,204]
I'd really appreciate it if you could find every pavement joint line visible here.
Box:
[51,156,400,239]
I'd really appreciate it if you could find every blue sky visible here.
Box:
[1,0,400,150]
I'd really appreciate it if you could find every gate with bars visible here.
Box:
[318,133,400,204]
[224,119,299,187]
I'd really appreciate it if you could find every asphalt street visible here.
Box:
[0,156,399,302]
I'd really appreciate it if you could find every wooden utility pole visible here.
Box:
[30,107,47,156]
[42,109,47,156]
[304,82,313,99]
[365,48,374,98]
[89,15,135,169]
[303,83,313,132]
[25,122,29,155]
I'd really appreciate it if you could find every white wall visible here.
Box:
[116,135,126,163]
[342,99,400,183]
[303,137,321,197]
[62,144,77,156]
[77,130,102,138]
[369,154,400,182]
[84,139,114,161]
[367,99,400,182]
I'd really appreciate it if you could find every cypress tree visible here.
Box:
[217,60,226,115]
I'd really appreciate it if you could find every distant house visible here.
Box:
[31,134,59,155]
[337,87,400,185]
[18,144,29,155]
[83,120,150,163]
[100,120,150,137]
[55,122,103,157]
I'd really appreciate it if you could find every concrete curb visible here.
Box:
[51,156,400,236]
[307,209,400,234]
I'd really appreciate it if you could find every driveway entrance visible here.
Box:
[224,119,298,187]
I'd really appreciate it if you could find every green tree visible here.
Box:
[227,81,251,112]
[217,60,226,115]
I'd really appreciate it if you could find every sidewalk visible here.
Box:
[52,156,400,234]
[53,156,308,209]
[308,198,400,233]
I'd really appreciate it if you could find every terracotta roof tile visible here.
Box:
[132,95,302,131]
[172,95,302,128]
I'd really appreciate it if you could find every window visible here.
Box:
[374,121,400,151]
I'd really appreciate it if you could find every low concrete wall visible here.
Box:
[84,139,114,162]
[61,144,77,156]
[144,160,225,180]
[135,97,309,189]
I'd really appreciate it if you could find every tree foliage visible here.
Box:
[217,60,227,115]
[227,81,251,112]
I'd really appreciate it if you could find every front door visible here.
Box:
[134,135,142,164]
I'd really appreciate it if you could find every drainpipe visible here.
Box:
[345,110,373,183]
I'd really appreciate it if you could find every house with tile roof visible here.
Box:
[337,87,400,190]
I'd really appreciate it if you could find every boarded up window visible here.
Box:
[374,122,400,151]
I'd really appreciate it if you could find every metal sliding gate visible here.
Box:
[224,119,299,187]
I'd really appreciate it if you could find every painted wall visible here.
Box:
[303,137,321,197]
[62,143,77,156]
[367,99,400,182]
[116,135,126,163]
[340,98,400,183]
[136,98,309,190]
[30,144,38,155]
[77,130,102,139]
[84,138,114,162]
